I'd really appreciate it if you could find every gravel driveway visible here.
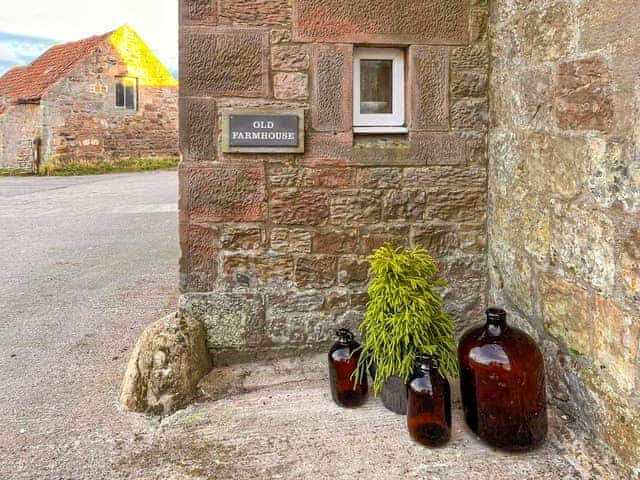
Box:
[0,171,179,479]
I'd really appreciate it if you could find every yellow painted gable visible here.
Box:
[108,25,178,88]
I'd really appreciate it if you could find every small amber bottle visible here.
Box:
[328,329,368,408]
[407,355,452,447]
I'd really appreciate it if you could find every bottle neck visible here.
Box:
[485,308,507,335]
[336,328,355,345]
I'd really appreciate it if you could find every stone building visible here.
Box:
[0,25,178,172]
[176,0,639,475]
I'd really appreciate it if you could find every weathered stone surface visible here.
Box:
[187,166,266,222]
[271,189,330,226]
[451,45,489,69]
[270,228,313,253]
[360,225,410,254]
[179,97,216,162]
[592,295,639,393]
[553,57,613,131]
[469,7,489,43]
[338,257,370,285]
[330,190,382,225]
[295,255,337,288]
[621,231,640,301]
[311,44,352,132]
[223,254,294,287]
[270,29,292,44]
[412,224,460,258]
[316,168,356,188]
[185,223,219,281]
[550,204,615,292]
[268,166,316,188]
[293,0,469,45]
[271,45,309,71]
[218,0,291,26]
[312,229,358,254]
[589,140,640,212]
[180,29,269,97]
[382,190,426,221]
[273,72,308,100]
[120,314,212,416]
[451,98,489,130]
[356,168,403,189]
[220,226,265,250]
[411,133,467,166]
[268,291,325,313]
[408,46,449,131]
[451,72,488,98]
[541,275,594,356]
[521,3,576,62]
[180,0,217,25]
[180,292,266,350]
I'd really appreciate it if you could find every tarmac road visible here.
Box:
[0,171,179,479]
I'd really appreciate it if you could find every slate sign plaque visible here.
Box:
[229,114,299,147]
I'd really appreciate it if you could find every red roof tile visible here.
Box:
[0,32,112,102]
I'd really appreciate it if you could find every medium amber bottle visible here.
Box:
[328,329,368,408]
[458,308,548,451]
[407,355,452,447]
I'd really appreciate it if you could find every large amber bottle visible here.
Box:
[407,355,451,447]
[458,308,548,451]
[328,329,368,408]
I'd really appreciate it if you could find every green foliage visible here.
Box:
[355,243,458,394]
[0,168,34,176]
[39,157,179,176]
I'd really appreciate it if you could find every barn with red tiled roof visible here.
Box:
[0,25,178,171]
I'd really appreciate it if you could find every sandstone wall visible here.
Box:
[40,43,178,166]
[489,0,640,472]
[178,0,490,363]
[0,102,41,170]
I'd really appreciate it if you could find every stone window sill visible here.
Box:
[353,126,409,134]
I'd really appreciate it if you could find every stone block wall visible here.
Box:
[490,0,640,472]
[179,0,489,363]
[40,43,178,166]
[0,103,41,170]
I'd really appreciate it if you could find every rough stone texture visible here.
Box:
[180,0,217,26]
[311,44,352,132]
[490,0,640,473]
[178,0,489,372]
[293,0,469,45]
[120,314,212,416]
[408,46,449,131]
[553,57,613,131]
[273,72,308,100]
[179,29,269,97]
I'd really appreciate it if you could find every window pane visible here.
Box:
[115,83,124,107]
[360,59,393,114]
[125,85,135,110]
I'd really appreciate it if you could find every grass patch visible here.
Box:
[0,168,34,177]
[39,157,179,176]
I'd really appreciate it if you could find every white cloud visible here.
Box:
[0,44,21,63]
[0,0,178,71]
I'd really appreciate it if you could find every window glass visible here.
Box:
[125,85,135,110]
[115,82,125,108]
[360,59,393,114]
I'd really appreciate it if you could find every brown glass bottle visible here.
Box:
[459,308,548,451]
[407,355,451,447]
[328,329,368,408]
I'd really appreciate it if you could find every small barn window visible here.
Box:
[115,77,137,110]
[353,48,406,134]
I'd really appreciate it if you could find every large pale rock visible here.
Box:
[120,314,212,416]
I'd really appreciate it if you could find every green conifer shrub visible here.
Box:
[355,243,458,394]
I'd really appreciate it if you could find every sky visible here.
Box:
[0,0,178,74]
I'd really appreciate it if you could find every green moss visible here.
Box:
[39,157,179,176]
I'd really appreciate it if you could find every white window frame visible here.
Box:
[353,48,406,134]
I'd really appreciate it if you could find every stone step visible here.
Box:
[120,354,621,479]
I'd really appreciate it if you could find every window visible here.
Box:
[115,77,137,110]
[353,48,406,133]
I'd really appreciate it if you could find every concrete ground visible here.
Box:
[0,172,179,479]
[0,172,620,480]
